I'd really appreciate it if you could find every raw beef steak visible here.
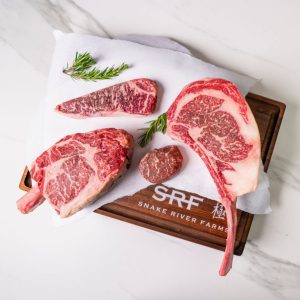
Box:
[55,78,157,118]
[167,78,260,276]
[139,145,183,183]
[17,128,134,218]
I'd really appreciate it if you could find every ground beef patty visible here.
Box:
[139,145,183,183]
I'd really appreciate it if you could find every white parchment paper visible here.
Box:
[26,32,270,225]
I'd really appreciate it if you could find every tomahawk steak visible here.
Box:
[17,128,134,218]
[167,78,260,276]
[139,145,183,183]
[55,78,157,118]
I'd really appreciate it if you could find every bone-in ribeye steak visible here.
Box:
[139,145,183,183]
[17,128,134,218]
[55,78,157,118]
[167,78,260,276]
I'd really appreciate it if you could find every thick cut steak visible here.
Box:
[55,78,157,118]
[167,78,260,276]
[17,128,134,218]
[139,145,183,183]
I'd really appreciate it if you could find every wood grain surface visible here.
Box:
[19,93,285,255]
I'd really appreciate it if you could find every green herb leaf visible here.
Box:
[63,52,129,81]
[138,113,167,147]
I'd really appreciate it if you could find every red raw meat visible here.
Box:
[167,78,260,276]
[139,145,183,183]
[55,78,157,118]
[17,128,134,218]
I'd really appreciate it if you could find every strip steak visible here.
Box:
[166,78,260,276]
[17,128,134,217]
[55,78,157,118]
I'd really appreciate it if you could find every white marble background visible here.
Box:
[0,1,299,299]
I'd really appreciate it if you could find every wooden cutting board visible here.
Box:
[19,92,285,255]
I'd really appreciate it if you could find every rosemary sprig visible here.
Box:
[63,52,96,75]
[138,113,167,147]
[73,63,129,81]
[63,52,129,81]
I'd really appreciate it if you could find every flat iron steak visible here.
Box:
[55,78,157,118]
[139,145,183,183]
[167,78,260,276]
[17,128,134,218]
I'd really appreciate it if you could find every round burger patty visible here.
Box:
[139,145,183,183]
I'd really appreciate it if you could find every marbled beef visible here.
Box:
[139,145,183,183]
[167,78,260,276]
[17,128,134,217]
[55,78,157,118]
